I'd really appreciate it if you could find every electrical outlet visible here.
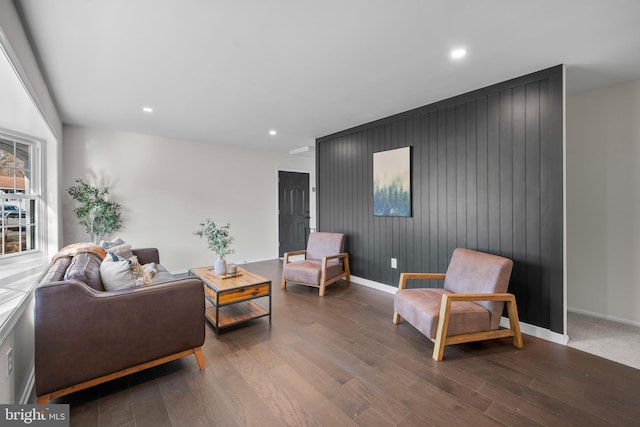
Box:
[391,258,397,269]
[6,348,12,378]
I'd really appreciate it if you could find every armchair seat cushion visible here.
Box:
[394,288,491,338]
[282,259,343,285]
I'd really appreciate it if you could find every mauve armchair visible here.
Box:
[281,232,350,296]
[393,248,523,361]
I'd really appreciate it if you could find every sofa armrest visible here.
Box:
[35,277,204,396]
[132,247,160,264]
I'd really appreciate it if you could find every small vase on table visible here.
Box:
[214,255,227,275]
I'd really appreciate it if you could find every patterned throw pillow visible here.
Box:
[100,237,125,250]
[108,243,133,260]
[99,238,134,259]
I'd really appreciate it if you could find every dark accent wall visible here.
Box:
[316,65,564,333]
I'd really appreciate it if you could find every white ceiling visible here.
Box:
[16,0,640,153]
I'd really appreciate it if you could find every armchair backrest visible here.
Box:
[444,248,514,329]
[306,232,345,261]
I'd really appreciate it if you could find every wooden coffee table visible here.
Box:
[189,266,271,337]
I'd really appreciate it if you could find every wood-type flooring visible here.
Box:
[55,260,640,426]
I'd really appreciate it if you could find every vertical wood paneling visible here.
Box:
[316,65,563,332]
[499,89,513,259]
[456,103,467,250]
[411,116,422,274]
[466,100,478,250]
[437,109,448,272]
[419,114,429,277]
[539,78,551,329]
[428,111,439,281]
[476,97,489,252]
[365,127,374,277]
[525,81,541,325]
[446,106,457,263]
[548,73,565,333]
[487,93,501,254]
[512,85,527,320]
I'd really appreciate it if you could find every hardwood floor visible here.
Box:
[55,260,640,426]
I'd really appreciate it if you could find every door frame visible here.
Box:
[275,168,315,258]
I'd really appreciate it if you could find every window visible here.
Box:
[0,135,39,257]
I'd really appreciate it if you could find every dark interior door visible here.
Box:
[279,171,310,256]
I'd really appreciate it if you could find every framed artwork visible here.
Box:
[373,146,411,217]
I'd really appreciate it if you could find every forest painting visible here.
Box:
[373,146,411,216]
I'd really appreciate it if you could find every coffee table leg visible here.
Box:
[215,306,220,338]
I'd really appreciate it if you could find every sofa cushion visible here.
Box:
[150,264,176,284]
[64,252,105,291]
[100,254,137,291]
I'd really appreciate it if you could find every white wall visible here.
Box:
[0,0,62,258]
[0,0,62,139]
[566,79,640,324]
[62,125,315,271]
[0,4,61,403]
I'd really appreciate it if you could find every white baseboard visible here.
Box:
[350,275,397,294]
[352,275,569,344]
[568,306,640,328]
[499,317,568,344]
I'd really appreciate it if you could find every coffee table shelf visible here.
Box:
[190,266,272,337]
[206,302,269,328]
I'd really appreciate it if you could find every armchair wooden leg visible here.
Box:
[281,278,287,289]
[506,297,524,349]
[344,257,351,283]
[393,312,401,324]
[319,265,327,296]
[432,294,452,361]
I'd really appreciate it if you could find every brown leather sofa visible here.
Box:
[34,247,205,403]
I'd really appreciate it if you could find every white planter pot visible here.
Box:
[214,256,227,275]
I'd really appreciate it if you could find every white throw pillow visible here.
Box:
[100,253,136,291]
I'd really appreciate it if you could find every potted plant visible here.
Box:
[194,219,235,275]
[67,178,122,243]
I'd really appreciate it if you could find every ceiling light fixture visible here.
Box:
[451,48,467,59]
[142,107,153,113]
[269,130,277,136]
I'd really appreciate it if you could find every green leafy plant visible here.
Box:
[194,219,234,258]
[67,178,122,243]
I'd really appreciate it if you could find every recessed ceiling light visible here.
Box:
[451,48,467,59]
[142,107,153,113]
[269,130,277,136]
